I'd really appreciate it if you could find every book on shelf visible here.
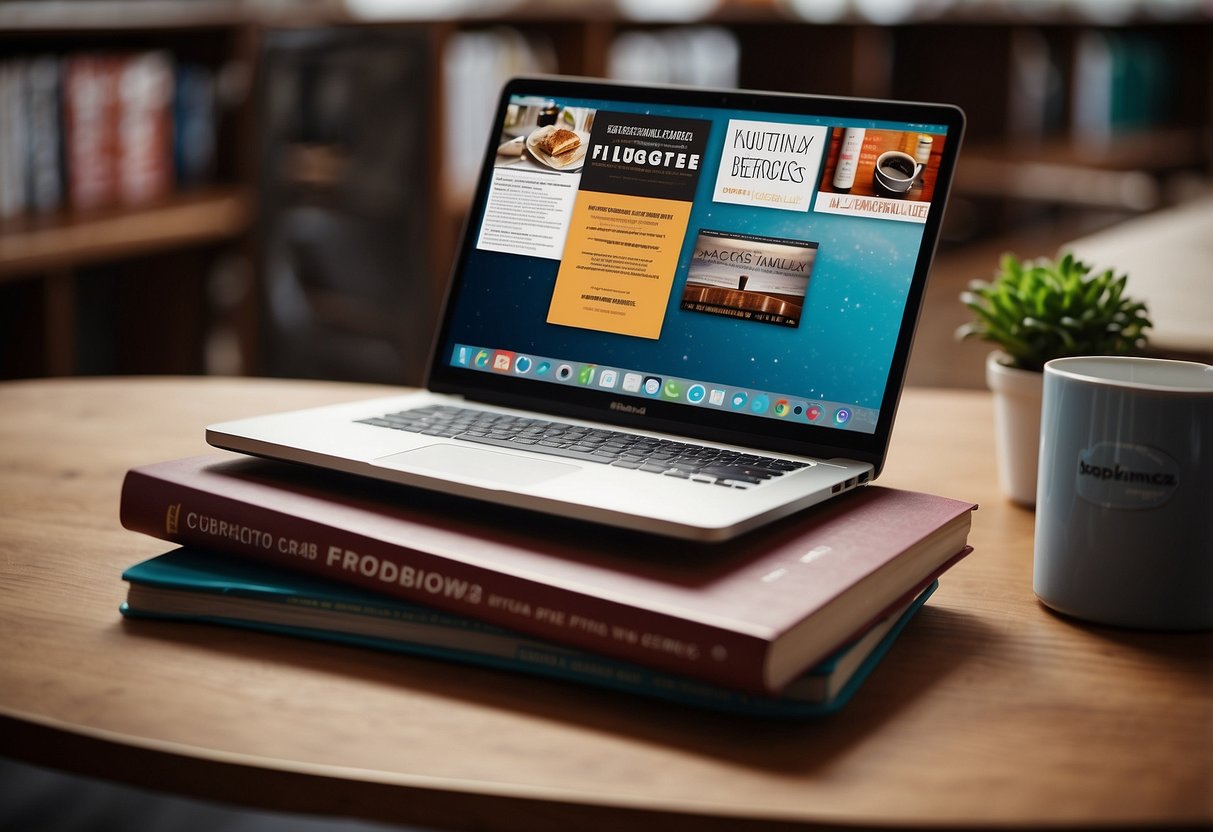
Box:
[1072,29,1177,146]
[64,53,122,212]
[115,50,174,206]
[0,59,30,219]
[26,55,64,214]
[173,62,217,189]
[121,546,939,718]
[120,455,975,695]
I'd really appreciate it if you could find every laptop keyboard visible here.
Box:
[357,404,809,488]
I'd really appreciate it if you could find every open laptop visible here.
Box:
[208,76,965,541]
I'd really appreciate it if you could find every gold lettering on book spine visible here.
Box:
[165,503,181,535]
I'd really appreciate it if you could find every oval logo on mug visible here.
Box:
[1075,442,1180,510]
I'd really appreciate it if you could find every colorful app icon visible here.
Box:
[662,380,682,400]
[708,388,726,406]
[642,376,662,396]
[622,373,642,392]
[514,355,533,374]
[577,365,596,385]
[750,394,770,414]
[834,408,852,426]
[556,364,574,381]
[536,361,551,376]
[491,351,514,372]
[806,404,822,421]
[686,384,706,403]
[773,399,790,417]
[598,369,618,388]
[473,349,490,369]
[730,391,748,409]
[454,346,470,366]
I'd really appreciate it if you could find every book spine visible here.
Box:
[119,468,774,693]
[122,582,843,717]
[0,59,30,219]
[173,63,216,188]
[65,53,121,212]
[117,50,174,206]
[25,55,64,214]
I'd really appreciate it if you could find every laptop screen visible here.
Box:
[430,77,964,466]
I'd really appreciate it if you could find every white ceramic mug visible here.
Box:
[1033,356,1213,629]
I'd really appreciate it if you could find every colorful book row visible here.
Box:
[0,50,216,220]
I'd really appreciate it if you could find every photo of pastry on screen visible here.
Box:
[494,103,595,173]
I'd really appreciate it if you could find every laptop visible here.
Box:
[208,76,965,541]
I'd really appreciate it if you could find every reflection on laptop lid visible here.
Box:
[207,76,964,540]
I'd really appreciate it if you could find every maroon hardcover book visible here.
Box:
[120,455,975,694]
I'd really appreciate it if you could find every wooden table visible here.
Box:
[1,377,1209,831]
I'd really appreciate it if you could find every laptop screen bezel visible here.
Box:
[426,76,965,476]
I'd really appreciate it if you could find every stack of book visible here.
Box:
[118,455,975,717]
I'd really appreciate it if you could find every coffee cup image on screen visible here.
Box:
[872,151,923,196]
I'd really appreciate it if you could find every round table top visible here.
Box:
[1,376,1210,831]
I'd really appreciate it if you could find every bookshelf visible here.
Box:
[1,2,1209,384]
[0,11,257,377]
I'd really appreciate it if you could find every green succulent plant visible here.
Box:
[957,252,1152,373]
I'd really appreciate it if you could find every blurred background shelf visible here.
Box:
[0,187,253,277]
[1,0,1210,386]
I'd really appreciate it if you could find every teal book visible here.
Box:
[122,548,936,718]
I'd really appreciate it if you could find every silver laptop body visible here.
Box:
[209,77,964,541]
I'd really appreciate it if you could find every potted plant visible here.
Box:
[957,252,1152,506]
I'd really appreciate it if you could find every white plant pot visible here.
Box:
[986,351,1043,507]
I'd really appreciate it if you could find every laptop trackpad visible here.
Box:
[375,444,579,487]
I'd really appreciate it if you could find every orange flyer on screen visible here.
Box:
[547,193,692,339]
[546,110,710,340]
